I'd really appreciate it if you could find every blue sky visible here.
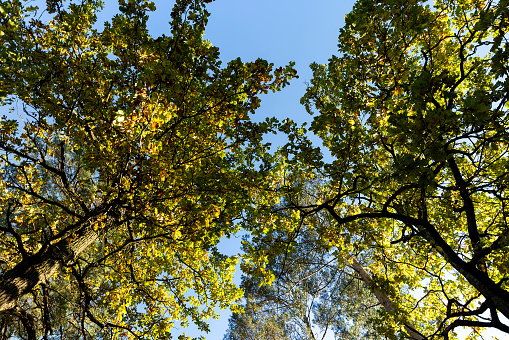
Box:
[204,0,353,139]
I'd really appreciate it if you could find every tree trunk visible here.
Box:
[0,225,101,312]
[350,257,426,340]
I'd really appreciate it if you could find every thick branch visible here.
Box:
[326,207,509,319]
[0,214,117,312]
[447,157,482,255]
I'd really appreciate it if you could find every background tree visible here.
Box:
[276,0,509,338]
[0,0,296,338]
[233,188,383,340]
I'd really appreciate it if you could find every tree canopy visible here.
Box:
[267,0,509,338]
[1,0,509,339]
[0,0,295,338]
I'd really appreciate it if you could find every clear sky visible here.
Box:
[203,0,354,150]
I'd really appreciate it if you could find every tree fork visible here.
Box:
[0,225,102,312]
[330,209,509,320]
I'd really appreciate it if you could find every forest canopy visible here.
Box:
[0,0,295,338]
[258,0,509,338]
[1,0,509,339]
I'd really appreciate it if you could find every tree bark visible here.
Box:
[0,225,101,312]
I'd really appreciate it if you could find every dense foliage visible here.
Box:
[0,0,295,338]
[1,0,508,339]
[269,0,509,338]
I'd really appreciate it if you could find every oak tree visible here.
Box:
[0,0,295,338]
[276,0,509,338]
